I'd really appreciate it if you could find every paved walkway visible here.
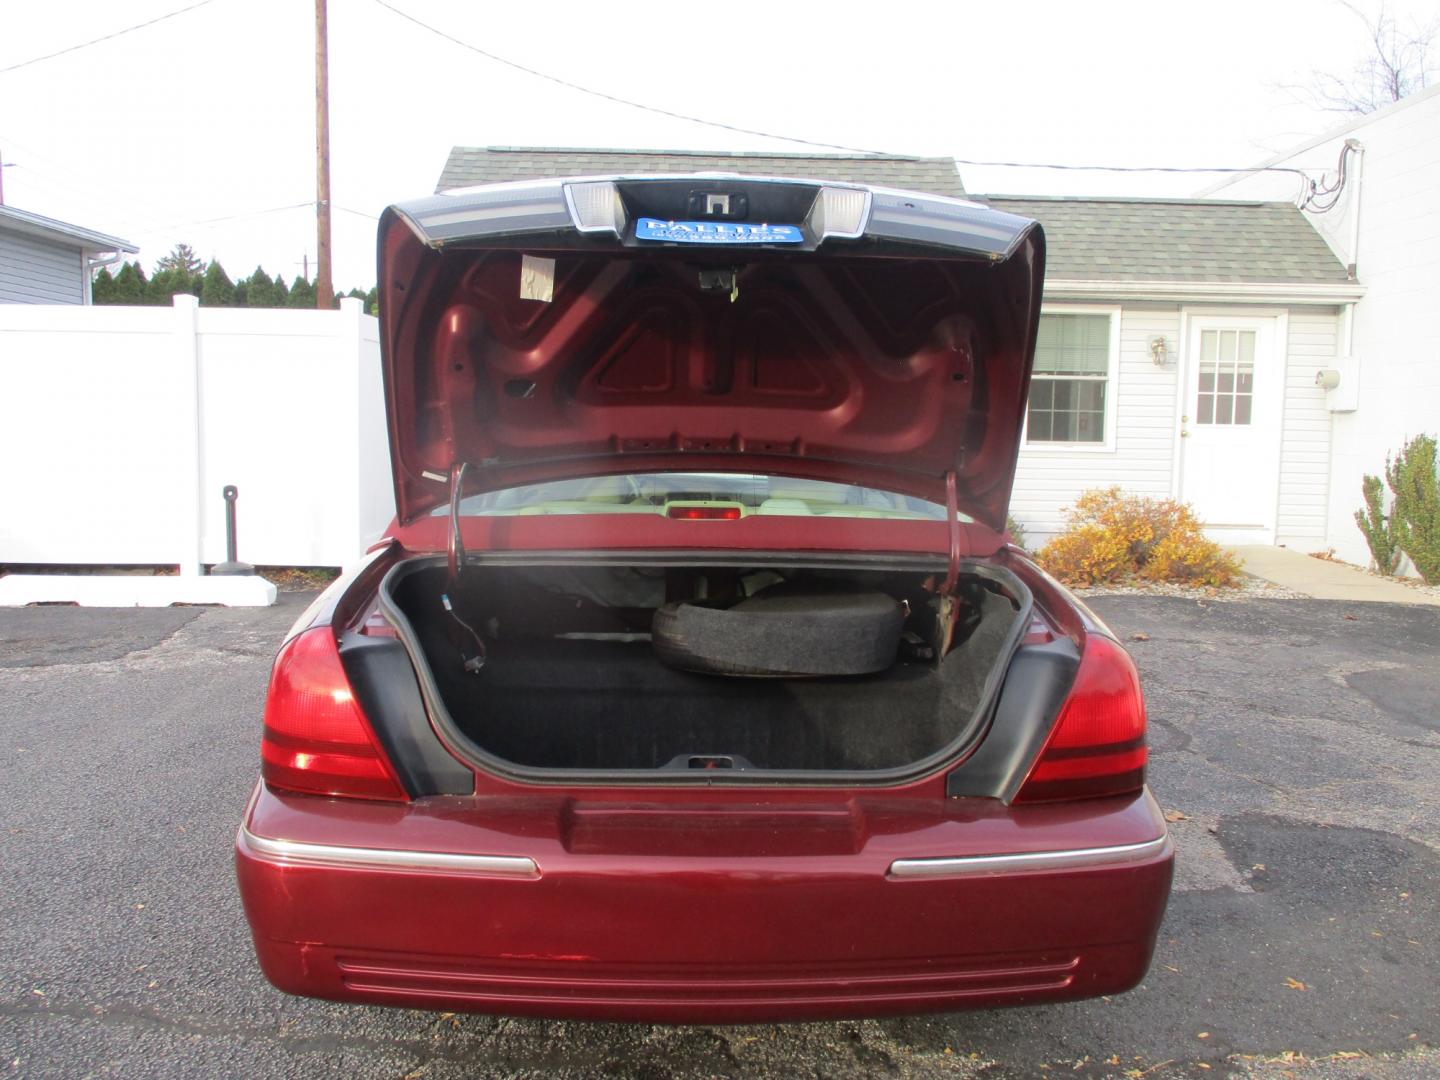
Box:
[1231,545,1440,605]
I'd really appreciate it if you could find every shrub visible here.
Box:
[1387,433,1440,584]
[1354,473,1402,575]
[1036,486,1241,587]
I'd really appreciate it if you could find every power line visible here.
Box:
[369,0,894,157]
[0,132,196,227]
[0,0,220,76]
[952,156,1315,180]
[6,157,312,237]
[4,163,190,247]
[369,0,1342,193]
[170,201,314,228]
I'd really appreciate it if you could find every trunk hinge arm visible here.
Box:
[444,461,485,674]
[447,460,471,587]
[942,469,962,595]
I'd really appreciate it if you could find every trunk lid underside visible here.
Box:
[379,176,1045,529]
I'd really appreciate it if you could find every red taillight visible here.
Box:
[260,627,407,802]
[667,505,743,520]
[1014,634,1147,803]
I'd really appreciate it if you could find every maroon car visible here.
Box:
[235,175,1173,1022]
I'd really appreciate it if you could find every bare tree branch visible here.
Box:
[1306,1,1439,114]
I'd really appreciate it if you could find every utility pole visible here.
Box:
[314,0,335,309]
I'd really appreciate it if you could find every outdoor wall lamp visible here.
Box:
[1148,336,1169,366]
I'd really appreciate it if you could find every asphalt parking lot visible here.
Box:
[1,593,1437,1079]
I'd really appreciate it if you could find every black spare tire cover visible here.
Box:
[651,582,905,677]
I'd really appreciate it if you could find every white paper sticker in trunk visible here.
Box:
[519,255,555,303]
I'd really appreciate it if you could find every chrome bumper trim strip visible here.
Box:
[238,826,538,877]
[888,833,1171,879]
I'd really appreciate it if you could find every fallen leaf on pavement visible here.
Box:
[1164,809,1188,822]
[1285,977,1307,991]
[1130,632,1150,641]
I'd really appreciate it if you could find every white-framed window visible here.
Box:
[1025,307,1120,450]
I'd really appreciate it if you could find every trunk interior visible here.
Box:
[384,558,1026,777]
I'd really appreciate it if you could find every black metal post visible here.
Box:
[211,485,255,576]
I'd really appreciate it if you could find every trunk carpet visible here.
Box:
[417,607,1012,773]
[448,639,951,770]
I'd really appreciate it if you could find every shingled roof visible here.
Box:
[436,146,966,198]
[981,196,1350,284]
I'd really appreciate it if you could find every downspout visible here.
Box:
[1331,140,1364,557]
[1344,138,1364,285]
[1338,140,1364,397]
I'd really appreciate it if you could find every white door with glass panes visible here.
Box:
[1178,315,1283,544]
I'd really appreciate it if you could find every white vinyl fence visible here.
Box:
[0,296,396,571]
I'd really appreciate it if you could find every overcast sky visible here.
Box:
[1,0,1433,288]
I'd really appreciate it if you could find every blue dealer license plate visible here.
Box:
[635,218,804,244]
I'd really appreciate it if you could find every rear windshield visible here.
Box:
[435,472,957,522]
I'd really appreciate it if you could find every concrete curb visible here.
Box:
[0,574,278,607]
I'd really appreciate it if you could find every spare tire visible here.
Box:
[652,581,905,677]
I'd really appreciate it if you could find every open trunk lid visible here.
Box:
[378,175,1045,530]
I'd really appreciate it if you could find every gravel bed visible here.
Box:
[1074,574,1309,601]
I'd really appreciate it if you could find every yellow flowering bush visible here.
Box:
[1036,487,1241,587]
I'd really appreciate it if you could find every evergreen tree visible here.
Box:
[365,285,378,316]
[148,267,199,304]
[91,267,116,304]
[155,243,203,277]
[200,260,236,307]
[241,266,278,307]
[286,275,316,308]
[110,261,149,304]
[273,274,290,306]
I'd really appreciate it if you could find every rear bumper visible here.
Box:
[236,783,1174,1022]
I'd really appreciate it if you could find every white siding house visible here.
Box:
[434,147,1365,548]
[984,196,1360,547]
[1200,85,1440,568]
[0,205,136,305]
